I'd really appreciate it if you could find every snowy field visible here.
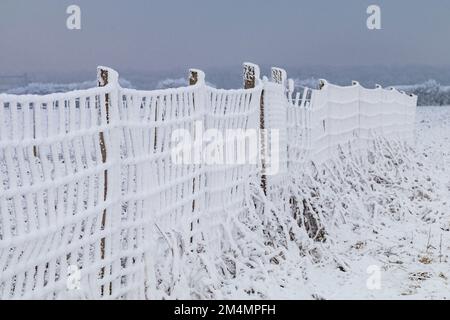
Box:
[0,79,443,300]
[307,107,450,299]
[221,106,450,300]
[0,71,424,300]
[319,106,449,299]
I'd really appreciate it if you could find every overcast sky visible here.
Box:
[1,0,450,76]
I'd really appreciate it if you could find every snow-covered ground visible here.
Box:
[306,107,450,299]
[221,107,450,300]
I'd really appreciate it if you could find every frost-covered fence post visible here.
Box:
[188,68,205,245]
[317,79,329,164]
[352,81,362,150]
[244,63,259,90]
[96,66,119,297]
[408,92,417,142]
[33,107,38,157]
[189,69,202,86]
[375,84,383,136]
[400,91,408,139]
[269,67,288,182]
[243,62,265,193]
[271,67,297,212]
[271,67,287,87]
[287,79,295,104]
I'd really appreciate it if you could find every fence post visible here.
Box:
[243,62,266,194]
[188,68,205,245]
[271,67,287,88]
[375,84,383,136]
[272,67,299,218]
[287,79,295,103]
[243,62,259,90]
[96,66,119,297]
[33,106,38,157]
[318,79,327,90]
[270,67,288,179]
[189,69,205,86]
[352,81,362,150]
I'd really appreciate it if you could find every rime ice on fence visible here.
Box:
[0,64,417,299]
[0,79,119,299]
[283,76,417,167]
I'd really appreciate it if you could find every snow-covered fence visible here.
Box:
[0,77,119,298]
[0,63,416,299]
[280,74,417,170]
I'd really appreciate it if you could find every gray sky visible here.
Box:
[1,0,450,76]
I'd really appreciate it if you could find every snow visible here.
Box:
[222,106,450,300]
[0,66,446,299]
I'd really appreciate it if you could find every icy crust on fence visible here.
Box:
[0,65,417,299]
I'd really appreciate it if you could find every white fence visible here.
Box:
[0,63,417,299]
